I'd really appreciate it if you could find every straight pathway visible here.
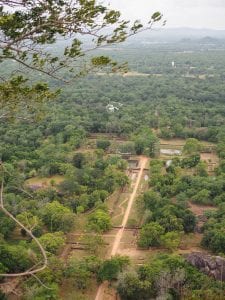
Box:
[95,156,148,300]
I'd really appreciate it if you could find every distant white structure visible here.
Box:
[160,149,181,156]
[106,102,123,113]
[106,104,118,112]
[165,160,172,168]
[172,61,175,68]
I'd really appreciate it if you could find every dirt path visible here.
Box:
[95,156,148,300]
[60,244,71,260]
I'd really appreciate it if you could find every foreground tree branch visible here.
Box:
[0,0,164,80]
[0,181,48,277]
[0,1,165,119]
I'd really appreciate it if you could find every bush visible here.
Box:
[138,222,164,248]
[192,189,211,205]
[87,209,112,233]
[202,228,225,254]
[72,152,86,169]
[183,138,201,155]
[97,256,130,282]
[40,201,75,232]
[34,232,65,254]
[161,231,181,252]
[96,140,111,151]
[65,256,101,290]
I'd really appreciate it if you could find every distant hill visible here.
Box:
[198,36,220,44]
[44,27,225,53]
[126,27,225,43]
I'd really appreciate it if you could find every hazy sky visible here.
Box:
[109,0,225,30]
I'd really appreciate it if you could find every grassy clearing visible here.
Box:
[106,190,121,212]
[178,233,204,253]
[127,173,149,228]
[102,233,117,257]
[111,193,129,227]
[127,201,142,228]
[60,278,98,300]
[26,175,65,187]
[160,138,186,147]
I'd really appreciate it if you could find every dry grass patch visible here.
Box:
[26,175,65,187]
[60,278,98,300]
[160,138,186,147]
[188,202,217,216]
[178,233,204,253]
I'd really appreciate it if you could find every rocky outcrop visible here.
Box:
[186,252,225,281]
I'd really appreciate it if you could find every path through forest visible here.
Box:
[95,156,148,300]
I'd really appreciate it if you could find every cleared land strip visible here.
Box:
[95,156,148,300]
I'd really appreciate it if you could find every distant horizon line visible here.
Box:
[160,26,225,31]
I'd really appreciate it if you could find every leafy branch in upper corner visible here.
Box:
[0,1,164,80]
[0,1,165,120]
